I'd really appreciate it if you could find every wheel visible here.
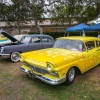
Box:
[10,52,21,62]
[65,67,76,85]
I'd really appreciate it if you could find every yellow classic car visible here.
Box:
[20,36,100,85]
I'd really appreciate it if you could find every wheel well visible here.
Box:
[74,66,81,74]
[10,51,21,54]
[18,51,22,53]
[10,52,21,57]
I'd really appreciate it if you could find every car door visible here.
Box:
[41,37,54,48]
[28,36,43,51]
[83,41,99,71]
[95,40,100,61]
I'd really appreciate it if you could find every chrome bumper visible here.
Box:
[0,53,10,59]
[20,66,66,85]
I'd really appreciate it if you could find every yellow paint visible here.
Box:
[21,36,100,79]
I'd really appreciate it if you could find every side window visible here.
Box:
[20,36,31,43]
[42,37,53,43]
[31,37,40,43]
[85,41,95,50]
[96,41,100,47]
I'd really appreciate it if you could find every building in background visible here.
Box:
[0,18,74,35]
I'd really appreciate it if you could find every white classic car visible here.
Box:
[0,34,25,45]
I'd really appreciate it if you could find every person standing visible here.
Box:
[98,32,100,38]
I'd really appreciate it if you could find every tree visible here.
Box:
[0,3,8,28]
[21,0,65,34]
[49,0,100,26]
[1,0,99,34]
[6,0,29,34]
[1,0,65,34]
[83,0,100,15]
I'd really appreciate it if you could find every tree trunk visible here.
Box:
[34,17,43,34]
[12,28,19,35]
[17,21,21,34]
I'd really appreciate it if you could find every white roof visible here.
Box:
[88,14,100,24]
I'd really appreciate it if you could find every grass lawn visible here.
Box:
[0,59,100,100]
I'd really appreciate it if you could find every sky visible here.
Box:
[0,0,11,3]
[0,0,12,4]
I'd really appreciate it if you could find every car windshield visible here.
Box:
[53,39,85,51]
[20,36,31,43]
[14,35,24,41]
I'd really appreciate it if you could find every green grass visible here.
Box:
[0,61,100,100]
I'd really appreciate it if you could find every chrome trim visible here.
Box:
[35,75,66,85]
[0,53,10,59]
[0,47,4,53]
[20,66,66,85]
[24,62,49,74]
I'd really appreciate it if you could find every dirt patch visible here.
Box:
[0,58,100,100]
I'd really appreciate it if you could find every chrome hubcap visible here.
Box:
[11,52,20,62]
[69,68,75,81]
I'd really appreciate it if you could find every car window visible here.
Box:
[85,41,95,50]
[14,35,24,41]
[31,37,40,43]
[96,41,100,47]
[42,37,53,43]
[20,36,31,43]
[53,39,85,51]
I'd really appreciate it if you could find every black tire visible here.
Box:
[10,52,21,62]
[65,67,76,85]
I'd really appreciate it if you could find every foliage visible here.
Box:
[0,3,8,21]
[6,0,29,34]
[28,31,65,39]
[0,0,100,34]
[25,0,67,34]
[50,0,100,26]
[28,31,98,39]
[0,0,30,34]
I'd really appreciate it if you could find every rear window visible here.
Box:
[85,41,95,50]
[42,37,53,43]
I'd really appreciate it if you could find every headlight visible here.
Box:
[47,64,52,71]
[46,62,55,72]
[46,63,59,77]
[0,47,4,53]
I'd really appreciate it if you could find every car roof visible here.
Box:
[57,36,100,42]
[0,29,54,42]
[23,34,52,37]
[23,34,54,40]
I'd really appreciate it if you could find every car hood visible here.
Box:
[0,30,19,42]
[21,48,81,67]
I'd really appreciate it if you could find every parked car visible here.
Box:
[0,34,25,45]
[0,30,54,62]
[20,36,100,85]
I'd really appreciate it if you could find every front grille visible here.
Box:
[24,62,49,74]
